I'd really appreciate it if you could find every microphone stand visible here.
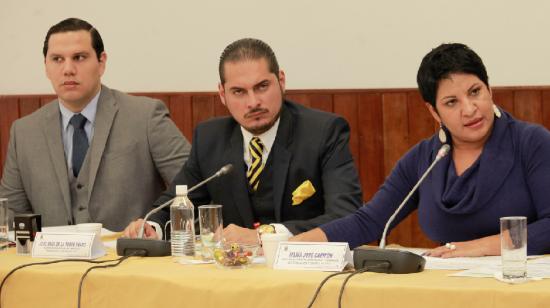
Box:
[116,164,233,256]
[353,145,450,273]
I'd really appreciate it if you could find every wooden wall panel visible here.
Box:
[357,93,384,201]
[542,90,550,130]
[514,90,543,124]
[285,94,310,107]
[285,93,333,113]
[0,97,19,170]
[192,95,216,128]
[333,94,360,165]
[169,95,193,141]
[407,91,436,146]
[306,94,333,113]
[19,97,41,118]
[146,94,170,107]
[381,93,413,246]
[406,91,439,248]
[2,86,550,248]
[39,95,56,106]
[213,96,230,118]
[382,93,409,175]
[493,89,514,114]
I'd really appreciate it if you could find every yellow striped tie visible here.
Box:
[247,137,264,191]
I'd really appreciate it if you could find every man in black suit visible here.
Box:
[125,38,362,243]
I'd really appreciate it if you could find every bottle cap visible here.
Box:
[175,185,188,196]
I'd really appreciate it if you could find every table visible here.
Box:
[1,248,550,308]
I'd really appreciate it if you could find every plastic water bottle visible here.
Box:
[170,185,195,257]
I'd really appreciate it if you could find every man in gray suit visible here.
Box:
[0,18,190,231]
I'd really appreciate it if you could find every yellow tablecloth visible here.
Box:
[1,248,550,308]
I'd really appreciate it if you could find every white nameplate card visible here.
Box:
[273,242,351,271]
[32,232,105,259]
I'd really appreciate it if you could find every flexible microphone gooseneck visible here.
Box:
[116,164,234,256]
[353,144,450,273]
[137,164,233,238]
[379,144,450,248]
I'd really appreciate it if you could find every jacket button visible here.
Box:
[77,184,84,189]
[79,206,85,211]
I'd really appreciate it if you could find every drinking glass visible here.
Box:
[500,216,527,280]
[198,205,223,261]
[0,198,8,251]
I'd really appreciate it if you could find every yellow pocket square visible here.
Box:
[292,180,316,206]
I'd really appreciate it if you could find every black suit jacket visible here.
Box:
[154,101,362,234]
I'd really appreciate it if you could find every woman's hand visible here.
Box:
[290,228,328,242]
[423,234,500,258]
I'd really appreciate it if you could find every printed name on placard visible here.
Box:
[32,232,105,259]
[274,242,351,271]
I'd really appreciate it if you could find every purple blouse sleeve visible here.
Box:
[320,143,425,249]
[519,125,550,254]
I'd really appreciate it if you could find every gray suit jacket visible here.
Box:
[0,85,191,231]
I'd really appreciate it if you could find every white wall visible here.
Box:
[1,0,549,94]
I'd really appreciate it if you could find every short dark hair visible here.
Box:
[43,18,104,60]
[218,38,279,84]
[416,43,489,106]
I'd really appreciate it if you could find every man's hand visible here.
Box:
[223,224,258,244]
[123,219,159,239]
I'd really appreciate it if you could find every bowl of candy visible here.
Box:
[213,243,259,269]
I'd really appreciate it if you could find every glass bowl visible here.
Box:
[213,243,259,269]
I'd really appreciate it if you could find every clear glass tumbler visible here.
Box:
[0,198,9,251]
[198,205,223,261]
[500,216,527,280]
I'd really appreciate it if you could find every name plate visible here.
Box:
[32,232,105,259]
[273,242,351,271]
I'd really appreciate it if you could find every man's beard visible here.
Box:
[244,86,284,135]
[245,106,282,135]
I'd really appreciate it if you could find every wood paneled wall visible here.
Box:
[2,87,550,247]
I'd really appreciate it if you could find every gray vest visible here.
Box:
[69,154,92,224]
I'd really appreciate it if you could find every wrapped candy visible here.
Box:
[214,243,258,268]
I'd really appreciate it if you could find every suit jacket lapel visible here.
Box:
[272,103,293,222]
[228,126,255,227]
[42,102,72,220]
[87,86,118,201]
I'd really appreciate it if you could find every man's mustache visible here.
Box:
[244,108,269,118]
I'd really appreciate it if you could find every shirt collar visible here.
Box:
[59,90,101,130]
[241,116,281,157]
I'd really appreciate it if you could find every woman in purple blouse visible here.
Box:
[293,43,550,257]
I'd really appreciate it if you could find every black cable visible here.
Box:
[306,270,354,308]
[337,263,388,308]
[77,254,134,308]
[0,258,123,308]
[337,267,370,308]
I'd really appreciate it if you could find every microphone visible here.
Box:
[116,164,234,256]
[137,164,233,238]
[353,144,450,273]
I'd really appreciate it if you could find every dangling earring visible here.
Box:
[493,105,502,118]
[438,124,447,144]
